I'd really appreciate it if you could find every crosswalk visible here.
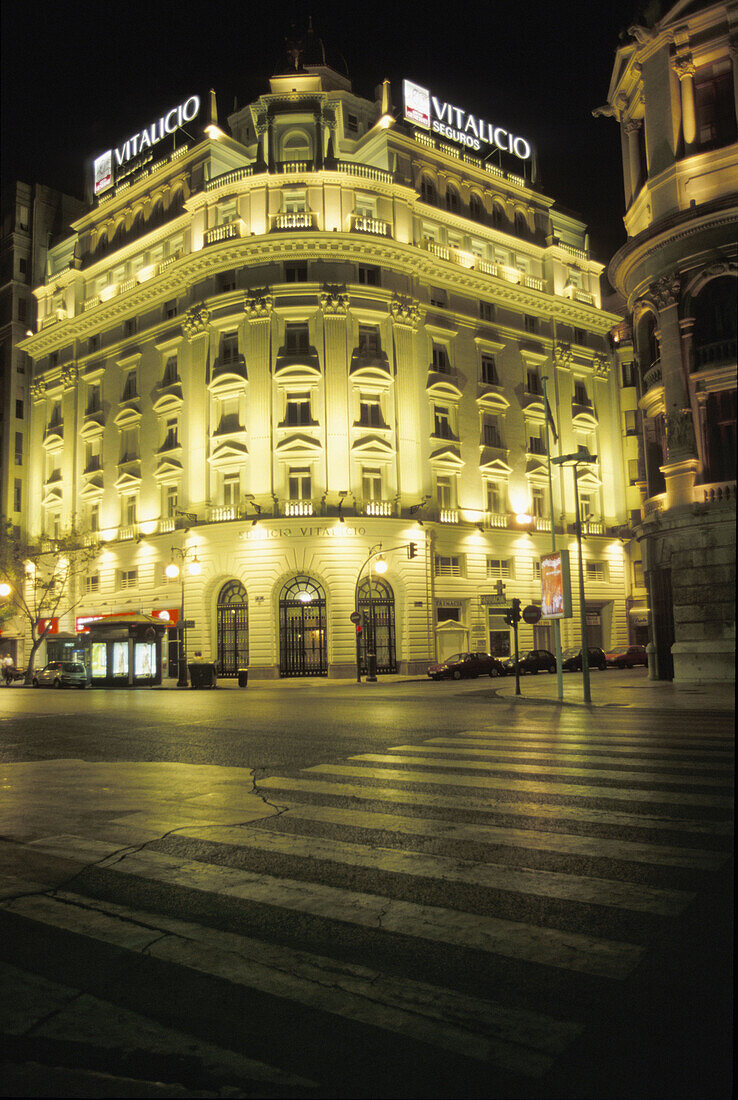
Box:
[1,715,733,1097]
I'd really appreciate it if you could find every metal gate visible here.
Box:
[279,576,327,677]
[216,580,249,677]
[358,576,397,674]
[650,567,674,680]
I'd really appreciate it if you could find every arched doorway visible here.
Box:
[216,581,248,677]
[358,576,397,674]
[279,576,327,677]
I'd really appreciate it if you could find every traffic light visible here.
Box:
[407,541,417,559]
[505,598,522,626]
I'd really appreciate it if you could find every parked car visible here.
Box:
[503,649,557,675]
[32,661,88,688]
[561,647,607,672]
[428,652,507,680]
[605,645,648,669]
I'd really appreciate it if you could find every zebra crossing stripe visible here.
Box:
[182,826,694,916]
[379,747,732,787]
[307,763,733,808]
[256,803,727,870]
[448,730,733,750]
[423,741,735,771]
[88,848,644,979]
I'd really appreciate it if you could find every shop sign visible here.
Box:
[76,611,141,634]
[540,550,573,619]
[93,95,201,196]
[151,608,180,625]
[243,525,367,540]
[480,593,507,605]
[403,79,532,160]
[38,617,59,635]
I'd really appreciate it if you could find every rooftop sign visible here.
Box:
[93,95,201,196]
[403,79,532,161]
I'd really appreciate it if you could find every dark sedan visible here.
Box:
[561,646,607,671]
[428,652,507,680]
[503,649,557,675]
[605,645,648,668]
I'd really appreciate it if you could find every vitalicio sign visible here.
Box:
[93,95,201,196]
[403,79,532,160]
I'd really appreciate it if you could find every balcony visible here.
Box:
[337,162,393,184]
[208,505,242,523]
[700,480,736,505]
[273,160,312,174]
[694,339,737,371]
[118,524,139,541]
[485,512,509,529]
[568,519,605,535]
[364,500,393,517]
[203,223,241,247]
[563,285,595,305]
[205,166,253,192]
[533,516,552,532]
[350,214,390,237]
[439,509,459,524]
[284,500,313,517]
[272,211,315,231]
[643,362,662,392]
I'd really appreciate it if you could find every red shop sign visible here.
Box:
[38,617,59,635]
[151,608,179,626]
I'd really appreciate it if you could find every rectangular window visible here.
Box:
[483,419,503,448]
[86,383,101,414]
[284,260,308,283]
[528,428,545,455]
[429,287,447,308]
[585,561,606,581]
[480,301,495,322]
[436,475,454,509]
[221,332,239,362]
[579,492,593,521]
[574,328,586,344]
[90,504,99,532]
[524,314,536,333]
[358,264,380,286]
[436,606,460,622]
[162,355,178,386]
[288,468,311,501]
[431,343,450,373]
[120,427,138,461]
[346,113,358,133]
[634,561,645,588]
[84,438,101,471]
[481,355,498,384]
[433,405,453,439]
[121,372,137,400]
[434,554,462,577]
[15,432,23,464]
[217,271,237,293]
[621,361,637,388]
[123,496,137,525]
[362,467,382,501]
[13,479,21,512]
[485,481,504,514]
[15,399,23,419]
[19,258,27,278]
[285,393,312,426]
[358,325,381,356]
[526,369,541,394]
[223,473,240,507]
[625,410,638,435]
[165,485,178,518]
[574,381,590,406]
[531,485,546,517]
[88,334,100,353]
[284,322,310,353]
[86,573,100,594]
[358,393,383,427]
[17,204,29,230]
[487,558,512,579]
[164,299,178,319]
[695,69,737,148]
[120,568,138,590]
[163,418,179,448]
[124,318,136,337]
[628,458,640,484]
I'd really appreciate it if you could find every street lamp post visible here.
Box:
[165,546,201,687]
[551,451,597,704]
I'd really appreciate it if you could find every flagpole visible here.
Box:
[543,330,564,702]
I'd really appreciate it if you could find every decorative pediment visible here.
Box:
[525,458,549,479]
[429,447,464,470]
[79,477,104,500]
[426,377,463,401]
[476,390,510,413]
[572,407,599,430]
[114,470,142,492]
[152,386,184,415]
[519,347,548,368]
[114,404,142,427]
[208,440,249,467]
[351,434,395,459]
[42,429,64,450]
[350,361,393,383]
[154,458,184,482]
[274,359,321,380]
[479,457,512,477]
[41,486,63,508]
[80,414,105,438]
[576,469,602,490]
[521,396,546,420]
[274,433,323,458]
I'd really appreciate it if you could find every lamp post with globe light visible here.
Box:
[164,546,201,687]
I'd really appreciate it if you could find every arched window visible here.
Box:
[469,192,485,221]
[445,185,460,213]
[492,202,505,227]
[420,175,436,205]
[637,312,659,374]
[279,575,327,676]
[282,130,312,163]
[693,277,737,369]
[514,210,528,237]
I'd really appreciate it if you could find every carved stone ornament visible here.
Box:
[61,363,78,388]
[554,344,573,369]
[390,295,422,330]
[30,378,47,399]
[320,284,349,316]
[672,55,696,81]
[245,290,273,318]
[181,305,210,339]
[624,118,642,135]
[651,273,680,310]
[665,408,697,458]
[592,355,610,378]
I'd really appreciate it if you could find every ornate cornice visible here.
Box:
[554,344,574,370]
[319,284,349,316]
[592,354,610,378]
[61,363,78,389]
[181,304,210,339]
[244,289,273,318]
[30,379,47,400]
[390,294,422,330]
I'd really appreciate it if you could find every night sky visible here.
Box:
[1,0,638,270]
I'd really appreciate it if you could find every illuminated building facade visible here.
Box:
[601,0,737,682]
[18,42,637,679]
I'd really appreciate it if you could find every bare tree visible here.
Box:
[0,524,96,684]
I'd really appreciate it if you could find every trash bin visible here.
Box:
[237,668,249,687]
[188,662,217,688]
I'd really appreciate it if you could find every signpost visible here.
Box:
[522,604,541,625]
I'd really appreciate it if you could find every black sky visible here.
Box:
[1,0,637,267]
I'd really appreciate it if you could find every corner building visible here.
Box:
[602,0,737,682]
[19,50,634,679]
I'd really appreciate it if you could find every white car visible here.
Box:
[32,661,89,688]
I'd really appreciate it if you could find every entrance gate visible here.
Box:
[216,581,249,677]
[279,576,327,677]
[358,576,397,674]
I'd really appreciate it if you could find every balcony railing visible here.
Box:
[273,211,314,230]
[700,480,736,504]
[533,516,552,532]
[273,160,311,174]
[439,508,459,524]
[285,500,313,517]
[420,240,544,292]
[208,505,242,523]
[337,162,393,184]
[563,285,595,305]
[203,223,241,246]
[364,500,393,516]
[118,524,139,541]
[643,362,662,391]
[643,494,666,517]
[694,338,737,370]
[205,166,254,191]
[486,512,509,529]
[350,214,390,236]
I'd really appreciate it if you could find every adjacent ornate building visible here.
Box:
[16,38,637,680]
[600,0,737,681]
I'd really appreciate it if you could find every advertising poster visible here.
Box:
[403,80,430,128]
[540,550,572,618]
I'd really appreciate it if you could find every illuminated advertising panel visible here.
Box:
[540,550,572,619]
[402,79,532,160]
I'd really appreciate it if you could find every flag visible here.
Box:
[545,397,559,444]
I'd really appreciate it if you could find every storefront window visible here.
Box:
[113,642,129,676]
[91,642,107,677]
[135,642,155,678]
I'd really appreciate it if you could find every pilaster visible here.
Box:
[320,285,350,496]
[673,55,696,149]
[182,305,210,507]
[244,291,274,505]
[390,295,423,499]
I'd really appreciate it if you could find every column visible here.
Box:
[624,119,643,196]
[730,38,738,130]
[181,306,211,508]
[674,56,697,149]
[651,275,699,506]
[320,286,350,498]
[390,296,423,500]
[244,292,273,506]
